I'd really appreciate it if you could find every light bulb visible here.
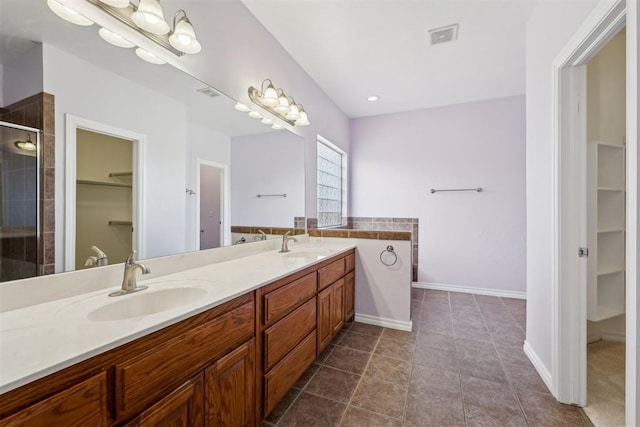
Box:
[169,13,201,54]
[135,48,166,64]
[47,0,94,26]
[132,0,169,34]
[99,28,135,48]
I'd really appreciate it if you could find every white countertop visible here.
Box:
[0,240,356,394]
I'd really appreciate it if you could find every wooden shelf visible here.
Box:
[109,172,132,177]
[597,266,624,276]
[108,221,133,226]
[77,180,132,188]
[591,140,626,148]
[597,228,625,234]
[597,186,625,192]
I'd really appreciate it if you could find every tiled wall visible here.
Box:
[308,216,419,281]
[0,92,55,276]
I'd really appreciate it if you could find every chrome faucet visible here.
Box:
[257,229,267,241]
[279,231,298,253]
[109,251,150,297]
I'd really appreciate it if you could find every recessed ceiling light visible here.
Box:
[367,95,379,102]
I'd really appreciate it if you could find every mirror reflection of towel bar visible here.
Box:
[430,187,483,194]
[256,193,287,198]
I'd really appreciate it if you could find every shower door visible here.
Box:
[0,121,39,282]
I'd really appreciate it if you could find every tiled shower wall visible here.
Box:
[0,92,55,275]
[308,216,419,281]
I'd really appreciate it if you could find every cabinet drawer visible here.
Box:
[264,298,316,371]
[318,258,345,291]
[264,331,316,416]
[345,252,355,273]
[2,372,108,427]
[264,272,316,326]
[115,301,255,419]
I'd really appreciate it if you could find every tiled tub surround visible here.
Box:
[308,217,419,281]
[0,236,357,394]
[263,289,593,427]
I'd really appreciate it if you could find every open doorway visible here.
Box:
[584,28,626,426]
[65,115,144,270]
[552,1,637,425]
[196,160,226,250]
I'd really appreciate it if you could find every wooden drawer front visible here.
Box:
[264,272,316,326]
[127,374,204,427]
[345,253,355,273]
[318,258,345,291]
[264,331,316,416]
[115,301,255,419]
[264,298,316,371]
[2,372,108,427]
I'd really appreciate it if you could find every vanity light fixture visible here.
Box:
[47,0,94,26]
[99,27,135,48]
[131,0,170,35]
[135,47,166,64]
[46,0,204,66]
[248,79,310,127]
[14,135,37,152]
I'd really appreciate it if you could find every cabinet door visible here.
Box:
[344,271,355,322]
[205,339,255,427]
[331,278,345,335]
[317,286,333,354]
[126,374,204,427]
[1,373,109,427]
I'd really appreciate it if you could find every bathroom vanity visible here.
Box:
[0,244,356,426]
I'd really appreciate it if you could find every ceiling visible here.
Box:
[243,0,536,118]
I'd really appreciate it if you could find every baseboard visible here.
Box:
[601,330,626,343]
[413,282,527,300]
[354,313,412,332]
[587,334,602,344]
[523,340,554,394]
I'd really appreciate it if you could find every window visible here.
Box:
[317,138,345,228]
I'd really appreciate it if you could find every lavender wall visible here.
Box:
[350,95,526,294]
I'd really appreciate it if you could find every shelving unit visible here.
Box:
[77,180,132,188]
[587,141,626,322]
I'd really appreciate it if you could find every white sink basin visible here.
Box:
[87,287,208,322]
[283,248,335,259]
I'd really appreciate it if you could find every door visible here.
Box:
[199,164,222,250]
[205,339,255,427]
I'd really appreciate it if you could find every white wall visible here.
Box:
[43,44,188,268]
[2,44,42,107]
[230,131,305,227]
[350,95,526,293]
[525,0,599,377]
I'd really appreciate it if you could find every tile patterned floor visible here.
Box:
[584,340,625,426]
[263,289,594,427]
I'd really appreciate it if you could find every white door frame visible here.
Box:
[553,0,636,418]
[64,114,145,270]
[195,159,230,248]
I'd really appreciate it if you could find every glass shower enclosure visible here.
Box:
[0,121,40,282]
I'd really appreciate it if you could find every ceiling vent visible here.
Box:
[197,87,220,98]
[428,24,459,46]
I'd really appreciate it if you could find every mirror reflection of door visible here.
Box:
[199,163,223,250]
[75,129,133,268]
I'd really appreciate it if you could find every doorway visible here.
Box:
[65,115,145,270]
[553,1,637,425]
[196,160,226,250]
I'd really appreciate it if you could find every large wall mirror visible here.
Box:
[0,0,305,280]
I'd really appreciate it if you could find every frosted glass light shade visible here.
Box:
[295,111,310,126]
[274,96,290,114]
[47,0,94,26]
[272,123,284,130]
[261,118,273,125]
[285,104,300,120]
[135,48,166,64]
[99,28,135,48]
[132,0,169,34]
[248,111,262,119]
[261,85,278,107]
[99,0,129,8]
[169,17,201,54]
[234,103,250,112]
